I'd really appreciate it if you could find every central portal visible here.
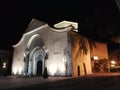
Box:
[34,50,45,76]
[37,60,42,76]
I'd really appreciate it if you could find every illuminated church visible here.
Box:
[12,19,109,77]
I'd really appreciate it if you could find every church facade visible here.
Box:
[11,19,109,77]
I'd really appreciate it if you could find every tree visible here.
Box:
[71,31,96,60]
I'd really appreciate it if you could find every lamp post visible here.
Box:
[2,62,7,77]
[93,56,98,73]
[110,60,116,72]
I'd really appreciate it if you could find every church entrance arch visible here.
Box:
[24,34,46,76]
[31,47,45,76]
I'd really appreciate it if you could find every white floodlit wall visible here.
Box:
[12,24,73,76]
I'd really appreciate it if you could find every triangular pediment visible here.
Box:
[24,18,46,33]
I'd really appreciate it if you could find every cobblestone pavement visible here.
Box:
[0,73,120,90]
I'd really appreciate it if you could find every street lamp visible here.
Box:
[2,62,7,69]
[2,62,7,77]
[110,60,116,67]
[93,56,98,72]
[93,56,98,61]
[110,60,117,72]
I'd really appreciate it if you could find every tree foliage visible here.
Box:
[71,31,97,60]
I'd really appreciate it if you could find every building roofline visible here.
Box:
[13,24,74,48]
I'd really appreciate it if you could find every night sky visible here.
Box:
[0,0,120,51]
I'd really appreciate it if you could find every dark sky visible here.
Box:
[0,0,120,51]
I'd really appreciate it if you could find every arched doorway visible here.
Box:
[35,53,44,76]
[37,60,42,76]
[25,47,46,76]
